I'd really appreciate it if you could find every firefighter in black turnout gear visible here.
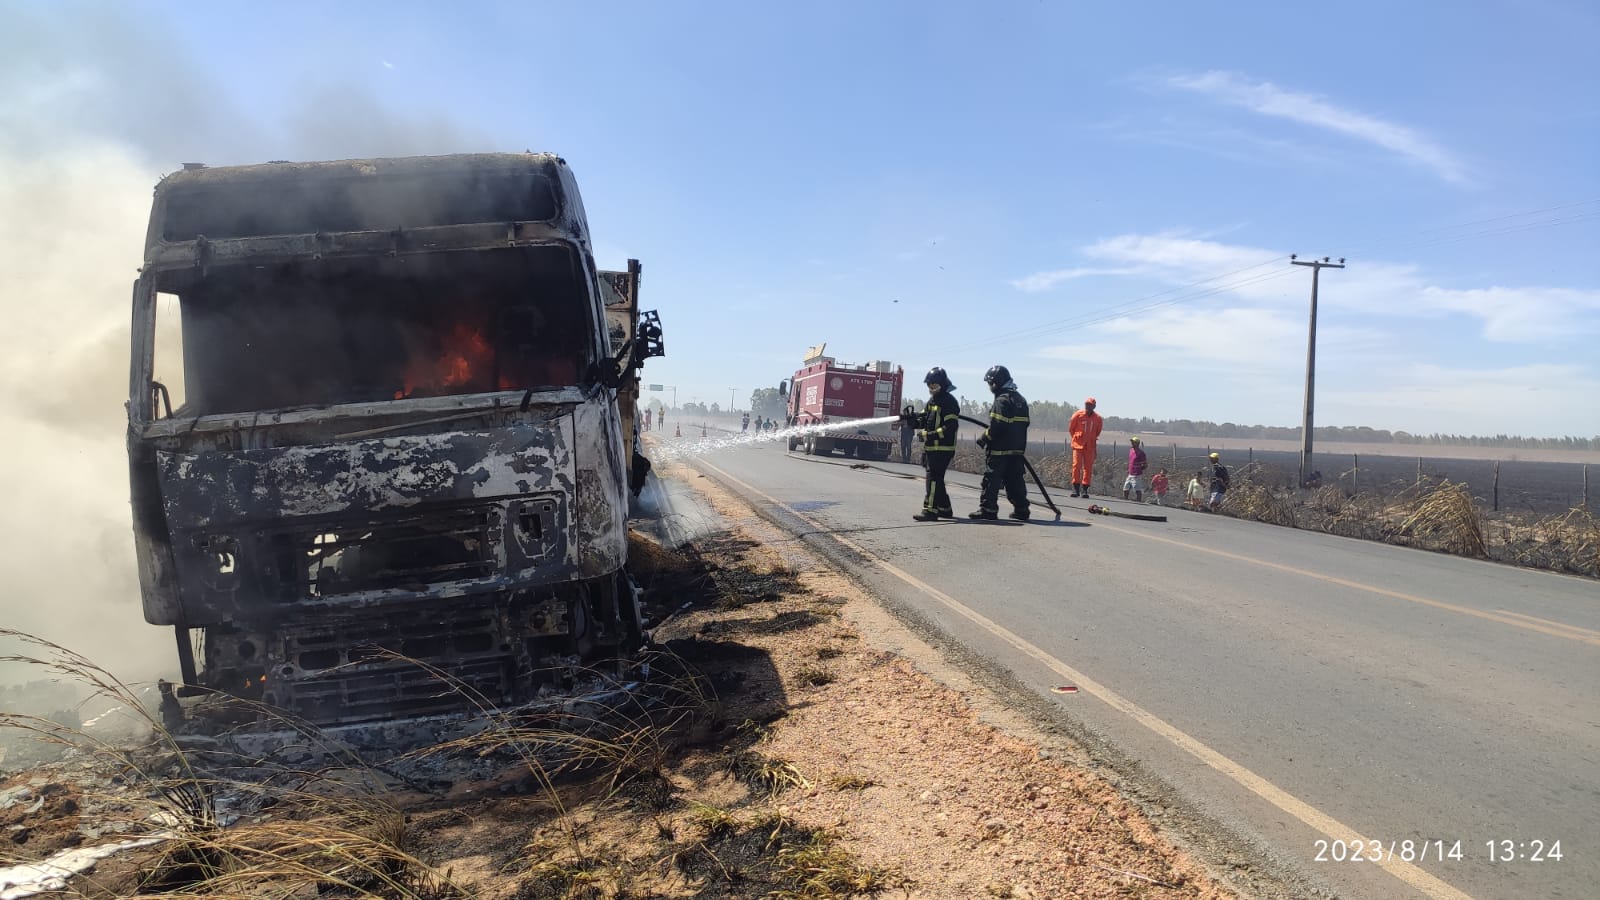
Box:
[971,365,1031,521]
[907,367,960,522]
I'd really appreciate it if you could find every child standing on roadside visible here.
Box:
[1150,468,1169,506]
[1186,469,1206,510]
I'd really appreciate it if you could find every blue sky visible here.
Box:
[7,0,1599,438]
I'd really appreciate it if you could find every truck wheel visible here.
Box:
[803,435,816,455]
[787,436,798,451]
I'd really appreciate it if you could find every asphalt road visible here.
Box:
[670,441,1600,900]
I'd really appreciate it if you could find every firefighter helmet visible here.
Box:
[923,367,954,391]
[983,365,1012,387]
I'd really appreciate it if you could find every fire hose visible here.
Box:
[1088,504,1168,523]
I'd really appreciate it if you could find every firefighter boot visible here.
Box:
[967,509,998,520]
[912,511,940,522]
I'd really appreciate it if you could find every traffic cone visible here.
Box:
[675,424,681,438]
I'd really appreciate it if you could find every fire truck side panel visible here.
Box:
[786,360,903,460]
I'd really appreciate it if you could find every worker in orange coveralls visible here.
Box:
[1068,397,1103,498]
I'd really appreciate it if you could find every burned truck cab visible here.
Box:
[126,154,656,726]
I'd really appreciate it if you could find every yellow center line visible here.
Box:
[697,459,1474,900]
[1081,518,1600,648]
[1491,609,1600,642]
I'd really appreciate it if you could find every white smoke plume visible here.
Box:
[0,3,494,684]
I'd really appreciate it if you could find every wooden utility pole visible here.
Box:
[1292,255,1345,489]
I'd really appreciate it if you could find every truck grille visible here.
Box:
[269,508,496,601]
[274,607,512,723]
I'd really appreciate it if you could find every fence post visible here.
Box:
[1583,464,1589,511]
[1417,457,1422,488]
[1352,453,1359,494]
[1493,461,1500,512]
[1249,446,1253,463]
[1171,443,1177,466]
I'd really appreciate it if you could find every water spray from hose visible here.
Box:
[648,416,902,462]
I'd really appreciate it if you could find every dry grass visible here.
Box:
[825,773,876,791]
[688,802,739,840]
[726,749,811,798]
[768,829,901,899]
[0,631,493,898]
[792,665,835,688]
[1502,507,1600,577]
[0,626,729,899]
[1224,465,1298,527]
[1398,481,1488,558]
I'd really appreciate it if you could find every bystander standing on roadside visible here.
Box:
[1068,398,1103,498]
[1186,470,1206,510]
[1150,468,1169,506]
[1207,452,1230,512]
[1123,436,1148,502]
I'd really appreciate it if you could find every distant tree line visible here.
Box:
[1093,416,1595,450]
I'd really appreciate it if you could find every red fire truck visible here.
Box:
[782,344,903,459]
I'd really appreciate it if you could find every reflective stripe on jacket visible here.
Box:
[919,393,960,452]
[984,389,1029,455]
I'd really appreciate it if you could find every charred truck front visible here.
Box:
[126,154,663,726]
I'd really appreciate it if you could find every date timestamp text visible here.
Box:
[1313,839,1563,863]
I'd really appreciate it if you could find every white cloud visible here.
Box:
[1033,232,1600,344]
[1010,266,1139,292]
[1419,285,1600,342]
[1167,71,1471,186]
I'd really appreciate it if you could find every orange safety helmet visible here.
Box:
[1085,397,1097,407]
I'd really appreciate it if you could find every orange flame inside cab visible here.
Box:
[396,322,496,399]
